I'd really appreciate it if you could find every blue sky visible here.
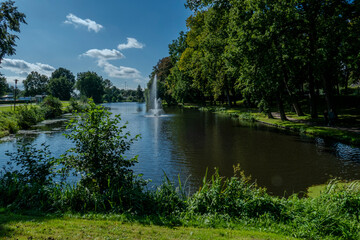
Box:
[1,0,191,89]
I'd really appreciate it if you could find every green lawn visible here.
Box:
[0,213,297,240]
[0,105,14,112]
[307,180,360,198]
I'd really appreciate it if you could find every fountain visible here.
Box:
[149,75,164,116]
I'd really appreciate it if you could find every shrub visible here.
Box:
[16,105,44,129]
[65,98,86,113]
[59,99,146,212]
[0,142,57,210]
[187,166,285,220]
[41,95,62,119]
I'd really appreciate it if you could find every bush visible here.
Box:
[41,95,62,119]
[0,112,19,134]
[16,105,44,129]
[187,167,285,220]
[0,142,57,210]
[65,98,86,113]
[59,99,147,212]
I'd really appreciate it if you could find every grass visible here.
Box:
[60,101,70,110]
[0,100,72,139]
[0,105,15,112]
[307,180,360,198]
[0,213,296,240]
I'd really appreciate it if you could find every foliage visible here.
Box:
[136,84,144,102]
[148,57,175,105]
[0,111,18,135]
[76,71,105,103]
[16,105,44,129]
[157,0,360,121]
[23,71,49,97]
[40,95,62,119]
[0,142,56,210]
[187,167,285,219]
[0,76,8,95]
[0,0,26,61]
[48,68,76,100]
[60,100,141,194]
[2,140,360,239]
[65,97,86,113]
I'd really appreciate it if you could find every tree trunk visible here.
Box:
[231,87,236,106]
[322,73,337,121]
[277,91,287,121]
[225,78,232,107]
[281,66,305,116]
[306,2,319,119]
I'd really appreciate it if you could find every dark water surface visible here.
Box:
[1,102,360,196]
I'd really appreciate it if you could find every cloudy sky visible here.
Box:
[0,0,191,89]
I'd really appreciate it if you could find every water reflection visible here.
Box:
[0,102,359,196]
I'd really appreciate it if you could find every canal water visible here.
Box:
[1,102,360,196]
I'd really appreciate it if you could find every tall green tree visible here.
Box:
[148,57,174,105]
[23,71,49,96]
[76,71,105,103]
[136,84,144,102]
[0,76,7,95]
[48,68,75,100]
[0,0,26,63]
[61,100,140,193]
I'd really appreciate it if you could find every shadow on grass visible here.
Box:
[0,208,182,239]
[0,209,62,238]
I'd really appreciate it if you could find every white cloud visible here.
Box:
[98,60,141,79]
[134,78,144,84]
[81,48,125,60]
[1,58,55,77]
[5,76,25,85]
[64,13,103,33]
[118,38,145,50]
[81,40,145,80]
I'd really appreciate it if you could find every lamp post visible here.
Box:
[14,79,18,111]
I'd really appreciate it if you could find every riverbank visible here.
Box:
[0,100,74,139]
[181,104,360,146]
[0,212,295,240]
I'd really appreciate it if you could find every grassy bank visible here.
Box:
[182,104,360,146]
[0,100,79,138]
[0,213,295,240]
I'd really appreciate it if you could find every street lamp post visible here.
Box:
[14,79,18,111]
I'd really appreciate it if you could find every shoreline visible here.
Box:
[181,104,360,147]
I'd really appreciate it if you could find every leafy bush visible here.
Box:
[0,142,57,210]
[65,98,84,113]
[58,99,147,212]
[41,95,62,118]
[0,112,19,134]
[16,105,44,129]
[187,167,285,220]
[150,174,187,216]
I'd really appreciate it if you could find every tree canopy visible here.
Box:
[76,71,105,103]
[48,67,75,100]
[23,71,49,96]
[0,0,26,63]
[154,0,360,120]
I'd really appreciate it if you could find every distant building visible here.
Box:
[0,94,14,101]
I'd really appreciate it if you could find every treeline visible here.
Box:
[0,69,144,103]
[151,0,360,120]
